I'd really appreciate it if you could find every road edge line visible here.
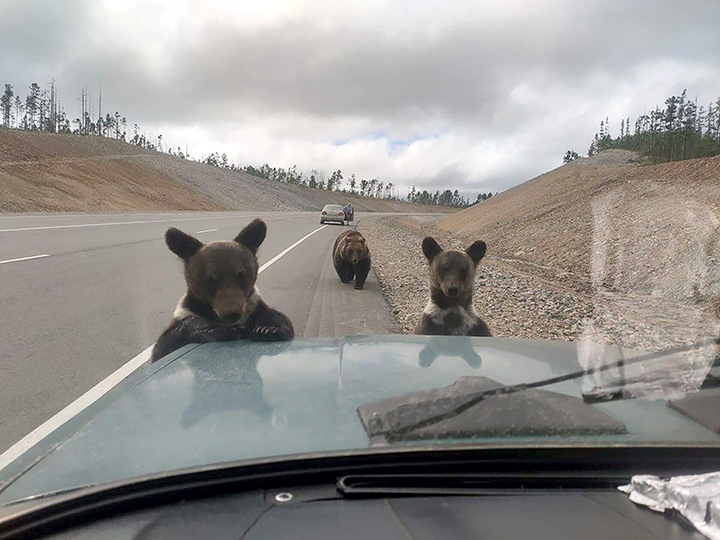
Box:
[0,254,50,265]
[0,344,154,472]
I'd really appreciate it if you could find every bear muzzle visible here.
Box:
[213,286,248,324]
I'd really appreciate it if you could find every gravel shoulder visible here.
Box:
[358,215,719,352]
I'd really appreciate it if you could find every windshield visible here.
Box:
[0,0,719,506]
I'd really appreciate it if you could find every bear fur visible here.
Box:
[333,230,371,290]
[414,236,491,337]
[151,218,294,362]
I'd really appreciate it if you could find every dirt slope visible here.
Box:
[438,150,720,307]
[0,128,452,214]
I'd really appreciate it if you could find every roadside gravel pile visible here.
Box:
[358,216,718,353]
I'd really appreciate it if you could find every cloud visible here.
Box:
[1,0,719,194]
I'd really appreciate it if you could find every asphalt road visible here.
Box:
[0,211,399,454]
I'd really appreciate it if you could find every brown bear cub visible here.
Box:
[333,230,371,290]
[151,219,294,362]
[414,236,491,337]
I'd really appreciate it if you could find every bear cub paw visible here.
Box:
[251,325,292,342]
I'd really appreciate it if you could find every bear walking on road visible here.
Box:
[333,230,371,290]
[151,218,294,362]
[414,236,492,337]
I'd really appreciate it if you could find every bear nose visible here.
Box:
[447,287,459,298]
[223,312,242,323]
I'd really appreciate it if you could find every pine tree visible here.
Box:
[369,178,378,197]
[25,82,41,129]
[13,95,23,128]
[1,84,13,127]
[360,179,369,197]
[562,150,580,164]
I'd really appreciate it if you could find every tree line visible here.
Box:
[1,80,492,207]
[406,187,494,208]
[585,90,720,162]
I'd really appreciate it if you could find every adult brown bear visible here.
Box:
[333,230,371,290]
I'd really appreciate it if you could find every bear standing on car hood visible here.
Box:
[151,219,294,362]
[415,236,491,337]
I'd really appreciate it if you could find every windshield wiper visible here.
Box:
[367,337,720,441]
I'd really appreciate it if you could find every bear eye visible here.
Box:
[206,276,218,292]
[236,270,245,282]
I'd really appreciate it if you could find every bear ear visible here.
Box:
[466,240,487,265]
[166,228,203,260]
[234,218,267,254]
[422,236,443,261]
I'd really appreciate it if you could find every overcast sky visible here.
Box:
[1,0,719,195]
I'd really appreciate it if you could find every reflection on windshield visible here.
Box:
[579,191,719,401]
[357,374,629,445]
[418,336,483,369]
[181,341,292,428]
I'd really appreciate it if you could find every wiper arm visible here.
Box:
[367,337,719,441]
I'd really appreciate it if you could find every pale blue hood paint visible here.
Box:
[1,336,718,505]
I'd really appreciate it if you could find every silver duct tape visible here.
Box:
[619,472,720,540]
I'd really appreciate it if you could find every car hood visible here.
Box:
[1,336,718,505]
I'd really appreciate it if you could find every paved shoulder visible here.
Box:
[258,223,398,338]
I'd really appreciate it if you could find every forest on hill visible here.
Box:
[584,90,720,163]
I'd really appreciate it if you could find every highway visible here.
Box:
[0,211,399,454]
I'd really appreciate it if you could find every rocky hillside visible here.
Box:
[358,150,719,355]
[0,128,452,214]
[439,150,720,307]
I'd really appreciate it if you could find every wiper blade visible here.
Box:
[366,337,719,441]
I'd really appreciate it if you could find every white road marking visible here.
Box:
[0,254,50,265]
[0,215,254,233]
[0,345,155,473]
[0,212,196,220]
[0,224,329,473]
[259,225,328,272]
[195,228,218,234]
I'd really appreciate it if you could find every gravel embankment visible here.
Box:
[358,215,718,352]
[438,150,720,307]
